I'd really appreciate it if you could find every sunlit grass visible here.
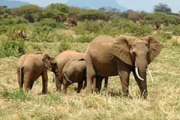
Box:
[0,29,180,119]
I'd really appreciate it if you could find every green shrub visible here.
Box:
[130,24,153,37]
[0,25,8,34]
[76,34,94,43]
[6,24,28,41]
[75,20,103,34]
[78,9,108,21]
[100,19,153,37]
[1,90,30,101]
[58,40,71,52]
[154,32,172,43]
[35,18,66,29]
[0,17,28,26]
[0,40,25,58]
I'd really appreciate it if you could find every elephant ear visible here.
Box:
[144,35,161,63]
[111,36,133,66]
[42,54,56,70]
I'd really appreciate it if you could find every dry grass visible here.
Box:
[0,34,180,120]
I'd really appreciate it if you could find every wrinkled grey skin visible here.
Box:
[86,35,161,98]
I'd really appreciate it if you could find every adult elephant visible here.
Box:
[86,35,161,98]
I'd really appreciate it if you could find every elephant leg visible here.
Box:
[117,61,131,97]
[42,71,48,94]
[104,77,108,89]
[29,81,34,90]
[55,76,62,92]
[62,83,70,94]
[77,82,83,93]
[119,71,130,96]
[24,82,29,92]
[86,53,96,93]
[83,80,87,89]
[133,70,148,99]
[95,76,103,93]
[23,73,31,92]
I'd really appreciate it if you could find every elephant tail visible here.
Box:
[19,67,24,89]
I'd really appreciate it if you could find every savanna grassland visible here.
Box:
[0,3,180,120]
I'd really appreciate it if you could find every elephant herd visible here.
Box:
[17,35,161,98]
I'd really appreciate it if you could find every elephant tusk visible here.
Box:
[135,67,144,81]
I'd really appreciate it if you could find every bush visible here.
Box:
[78,9,108,21]
[75,20,103,34]
[36,18,66,29]
[58,40,71,52]
[0,17,28,26]
[154,32,172,43]
[0,40,25,58]
[11,5,43,22]
[100,19,153,37]
[6,24,28,41]
[76,34,94,43]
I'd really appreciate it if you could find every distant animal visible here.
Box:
[17,53,54,94]
[86,35,161,98]
[64,14,78,26]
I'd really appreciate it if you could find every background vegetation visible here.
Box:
[0,3,180,120]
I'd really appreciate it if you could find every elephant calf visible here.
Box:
[17,53,55,94]
[62,58,86,93]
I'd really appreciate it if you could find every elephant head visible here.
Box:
[112,35,161,81]
[42,54,58,74]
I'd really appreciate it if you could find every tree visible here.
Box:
[11,5,43,22]
[154,3,172,13]
[44,3,70,22]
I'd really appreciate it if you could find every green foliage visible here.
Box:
[154,32,172,43]
[58,40,71,52]
[76,34,95,43]
[11,5,43,22]
[75,20,103,34]
[6,24,28,41]
[171,25,180,36]
[0,40,25,58]
[154,3,172,13]
[144,13,180,26]
[44,3,69,18]
[58,34,74,52]
[100,19,153,37]
[0,17,28,26]
[36,18,66,29]
[1,90,30,101]
[78,9,108,21]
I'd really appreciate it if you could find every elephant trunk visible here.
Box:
[135,57,148,98]
[135,57,148,81]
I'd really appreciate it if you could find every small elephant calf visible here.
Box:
[61,58,109,93]
[62,58,86,93]
[17,53,54,94]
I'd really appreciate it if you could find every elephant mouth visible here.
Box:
[135,67,144,81]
